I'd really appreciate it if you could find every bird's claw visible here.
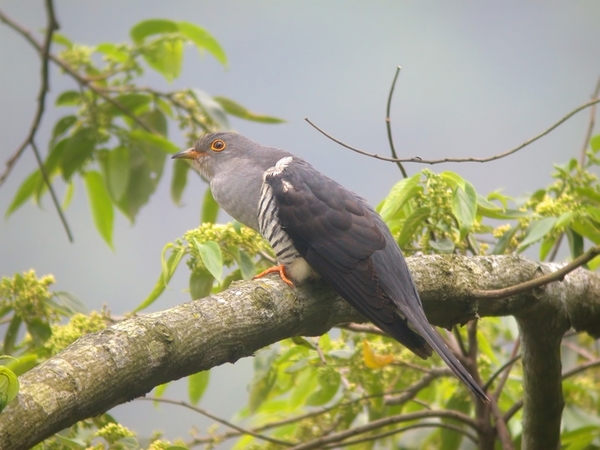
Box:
[253,265,295,288]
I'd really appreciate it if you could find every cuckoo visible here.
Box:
[173,132,488,402]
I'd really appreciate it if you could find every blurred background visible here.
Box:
[1,0,599,444]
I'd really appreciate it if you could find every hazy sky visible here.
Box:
[1,1,599,444]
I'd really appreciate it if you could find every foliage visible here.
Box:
[5,18,283,247]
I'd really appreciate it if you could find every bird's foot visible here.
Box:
[253,265,295,288]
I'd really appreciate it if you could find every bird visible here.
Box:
[172,131,489,403]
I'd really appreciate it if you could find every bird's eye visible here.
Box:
[210,139,226,152]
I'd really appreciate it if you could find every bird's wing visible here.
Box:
[264,158,432,357]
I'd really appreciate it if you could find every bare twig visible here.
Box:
[287,409,478,450]
[138,396,295,447]
[489,395,515,450]
[472,245,600,300]
[0,1,73,242]
[503,357,600,423]
[305,97,600,165]
[0,7,155,182]
[322,422,478,448]
[580,76,600,165]
[385,66,408,178]
[384,367,452,406]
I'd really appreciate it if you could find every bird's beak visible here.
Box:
[171,148,200,160]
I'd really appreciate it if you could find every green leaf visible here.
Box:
[237,250,256,280]
[398,206,430,247]
[289,367,319,409]
[84,170,114,248]
[518,217,557,250]
[192,90,229,129]
[51,291,89,315]
[114,132,170,221]
[555,211,575,230]
[62,180,74,209]
[485,208,531,220]
[55,435,86,449]
[5,170,42,217]
[0,367,19,412]
[129,129,179,154]
[189,269,214,300]
[177,22,227,66]
[138,109,168,136]
[59,128,97,181]
[440,171,466,190]
[103,93,152,116]
[26,318,52,347]
[51,115,78,141]
[142,38,183,82]
[130,19,179,44]
[306,370,340,406]
[114,437,138,450]
[52,32,72,48]
[213,96,285,124]
[134,244,185,312]
[590,134,600,153]
[539,234,558,261]
[562,425,600,450]
[429,238,455,254]
[566,228,585,259]
[102,146,130,202]
[195,240,223,282]
[202,188,220,223]
[55,90,82,107]
[379,172,422,222]
[153,382,169,398]
[188,370,210,405]
[96,43,129,63]
[575,187,600,204]
[585,205,600,224]
[3,315,22,355]
[452,182,477,239]
[571,217,600,245]
[439,393,470,450]
[171,159,189,206]
[492,226,519,255]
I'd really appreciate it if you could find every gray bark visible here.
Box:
[0,254,598,450]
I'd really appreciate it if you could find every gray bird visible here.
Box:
[173,132,488,402]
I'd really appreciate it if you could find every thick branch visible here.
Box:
[0,255,599,449]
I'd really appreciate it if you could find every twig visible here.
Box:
[580,75,600,165]
[0,7,155,145]
[489,395,515,450]
[305,97,600,165]
[503,357,600,423]
[384,367,452,406]
[138,396,295,447]
[322,422,478,448]
[472,245,600,300]
[482,342,520,393]
[0,2,73,242]
[385,66,408,178]
[287,409,479,450]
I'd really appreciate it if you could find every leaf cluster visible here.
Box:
[5,18,283,247]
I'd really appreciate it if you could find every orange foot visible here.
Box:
[253,264,295,288]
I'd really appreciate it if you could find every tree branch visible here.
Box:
[0,2,74,242]
[1,254,599,449]
[305,97,600,165]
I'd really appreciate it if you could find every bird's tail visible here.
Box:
[407,311,489,403]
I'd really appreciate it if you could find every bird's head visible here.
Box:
[171,132,251,180]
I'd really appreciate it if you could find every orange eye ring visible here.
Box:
[211,139,226,152]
